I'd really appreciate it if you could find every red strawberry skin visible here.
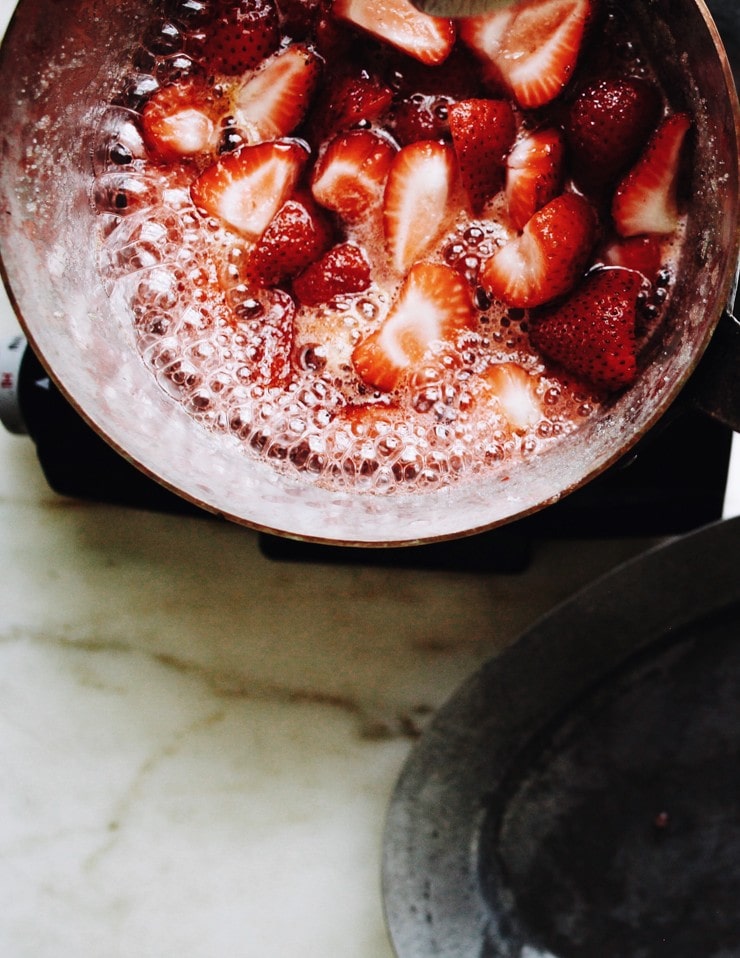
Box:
[307,71,394,144]
[449,98,516,213]
[293,243,372,306]
[247,192,334,287]
[194,0,280,75]
[529,267,643,390]
[481,192,597,308]
[565,76,662,191]
[601,235,662,283]
[612,112,692,237]
[391,94,454,146]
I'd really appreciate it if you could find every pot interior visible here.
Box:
[0,0,737,545]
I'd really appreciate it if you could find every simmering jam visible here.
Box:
[93,0,690,493]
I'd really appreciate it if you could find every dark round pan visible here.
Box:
[382,515,740,957]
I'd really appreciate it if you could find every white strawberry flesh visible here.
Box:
[383,141,456,275]
[190,140,307,240]
[332,0,456,66]
[613,113,692,237]
[352,262,476,392]
[232,44,321,143]
[481,363,542,432]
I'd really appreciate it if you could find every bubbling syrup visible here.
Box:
[93,0,685,494]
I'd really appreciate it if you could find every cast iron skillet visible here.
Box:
[0,0,737,545]
[382,514,740,957]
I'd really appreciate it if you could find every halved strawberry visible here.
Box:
[612,112,692,237]
[311,129,397,221]
[247,191,334,287]
[352,262,476,392]
[460,0,591,109]
[481,192,596,308]
[307,70,394,144]
[194,0,280,75]
[529,266,643,391]
[479,362,542,432]
[141,79,221,161]
[190,139,308,240]
[383,140,456,275]
[293,242,372,306]
[231,44,322,143]
[332,0,456,66]
[565,76,662,191]
[600,235,662,283]
[449,98,515,213]
[505,127,565,231]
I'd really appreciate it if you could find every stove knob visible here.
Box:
[0,334,29,435]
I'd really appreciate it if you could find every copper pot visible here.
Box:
[0,0,738,545]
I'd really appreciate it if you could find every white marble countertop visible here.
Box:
[0,2,738,955]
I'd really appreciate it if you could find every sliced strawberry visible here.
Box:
[311,129,397,222]
[190,139,308,240]
[195,0,280,75]
[449,98,515,213]
[383,140,456,275]
[505,127,565,231]
[332,0,456,67]
[352,262,476,392]
[612,112,692,237]
[141,79,221,161]
[231,44,322,143]
[479,362,542,432]
[529,266,643,391]
[565,76,662,191]
[308,70,394,144]
[481,192,596,308]
[460,0,591,109]
[601,235,662,283]
[247,192,334,287]
[293,242,372,306]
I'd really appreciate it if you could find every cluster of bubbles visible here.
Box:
[89,1,597,493]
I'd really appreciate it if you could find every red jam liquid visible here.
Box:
[93,0,684,493]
